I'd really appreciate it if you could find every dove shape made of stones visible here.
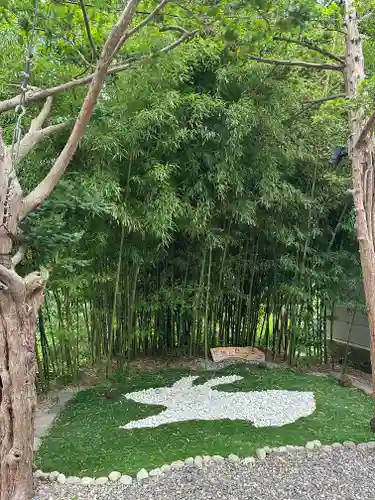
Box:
[119,375,315,430]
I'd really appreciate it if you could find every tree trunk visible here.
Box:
[0,293,41,500]
[345,0,375,417]
[0,131,47,500]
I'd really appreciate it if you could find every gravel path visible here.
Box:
[35,447,375,500]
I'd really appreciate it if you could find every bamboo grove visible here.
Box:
[1,0,374,390]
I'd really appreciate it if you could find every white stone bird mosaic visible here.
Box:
[120,375,315,430]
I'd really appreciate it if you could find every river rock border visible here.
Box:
[34,440,375,487]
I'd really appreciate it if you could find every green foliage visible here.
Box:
[1,0,374,384]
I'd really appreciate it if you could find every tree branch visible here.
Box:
[248,55,345,71]
[11,122,69,163]
[273,36,345,64]
[0,264,25,302]
[28,97,53,133]
[6,97,69,162]
[355,109,375,149]
[114,0,170,54]
[302,94,348,105]
[11,245,26,268]
[159,29,197,53]
[79,0,98,59]
[0,26,196,115]
[159,25,189,35]
[0,64,133,114]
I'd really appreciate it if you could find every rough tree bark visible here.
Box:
[0,1,145,498]
[344,0,375,423]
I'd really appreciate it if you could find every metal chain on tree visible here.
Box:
[11,0,39,162]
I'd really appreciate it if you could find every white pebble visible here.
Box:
[367,441,375,449]
[313,440,322,447]
[263,446,272,454]
[242,457,255,465]
[137,468,149,481]
[120,475,133,485]
[108,471,121,482]
[212,455,224,463]
[171,460,185,469]
[39,472,50,481]
[95,477,109,485]
[343,441,356,448]
[34,470,44,479]
[66,476,80,485]
[149,468,162,478]
[81,477,94,486]
[305,442,315,450]
[275,446,288,454]
[49,471,59,481]
[228,453,240,463]
[203,455,212,464]
[57,474,66,484]
[321,445,332,452]
[194,456,203,467]
[256,448,266,460]
[185,457,194,466]
[357,442,369,450]
[121,375,316,429]
[332,442,343,448]
[161,464,171,473]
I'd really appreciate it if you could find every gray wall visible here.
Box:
[330,307,370,351]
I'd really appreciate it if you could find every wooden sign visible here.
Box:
[210,346,265,363]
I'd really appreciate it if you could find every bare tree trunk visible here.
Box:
[345,0,375,423]
[0,132,48,499]
[0,294,44,500]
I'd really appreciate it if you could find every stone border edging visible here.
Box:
[33,440,375,487]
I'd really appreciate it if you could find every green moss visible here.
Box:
[36,365,374,477]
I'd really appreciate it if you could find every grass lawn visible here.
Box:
[36,365,375,477]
